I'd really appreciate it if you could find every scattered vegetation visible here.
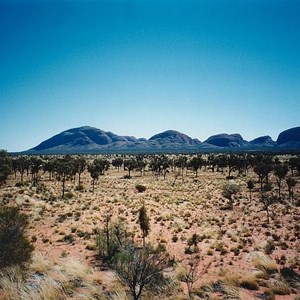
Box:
[0,206,34,268]
[0,151,299,299]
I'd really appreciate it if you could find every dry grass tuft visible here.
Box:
[0,267,23,300]
[23,277,64,300]
[268,278,291,295]
[239,275,259,290]
[109,289,131,300]
[30,253,52,274]
[220,272,240,300]
[0,253,107,300]
[251,252,278,274]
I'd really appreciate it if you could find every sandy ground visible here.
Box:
[1,160,299,299]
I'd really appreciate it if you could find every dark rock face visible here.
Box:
[277,126,300,146]
[31,126,137,151]
[149,130,198,146]
[204,133,247,148]
[250,136,275,147]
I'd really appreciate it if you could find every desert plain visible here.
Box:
[0,153,299,300]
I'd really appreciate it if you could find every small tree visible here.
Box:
[172,171,181,186]
[16,156,30,184]
[113,244,169,300]
[30,156,43,186]
[226,154,238,178]
[222,182,241,209]
[254,160,273,191]
[136,156,147,177]
[75,156,86,186]
[186,233,201,254]
[11,158,18,179]
[87,158,109,192]
[260,191,277,224]
[189,155,204,178]
[179,256,211,299]
[247,179,255,201]
[112,157,123,172]
[54,156,76,198]
[274,163,289,198]
[161,157,171,180]
[138,203,150,247]
[286,177,297,202]
[207,154,217,172]
[174,156,187,179]
[0,206,34,268]
[0,150,12,185]
[96,214,127,262]
[88,163,100,193]
[124,158,137,178]
[93,158,110,175]
[288,156,300,176]
[43,158,56,180]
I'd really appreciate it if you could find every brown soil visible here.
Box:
[1,158,299,299]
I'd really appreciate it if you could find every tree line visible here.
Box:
[1,151,300,196]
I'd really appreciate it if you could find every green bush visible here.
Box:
[135,184,146,193]
[264,240,275,255]
[113,243,169,300]
[86,244,97,251]
[0,206,34,268]
[63,234,75,244]
[75,184,85,192]
[64,191,74,199]
[172,235,178,242]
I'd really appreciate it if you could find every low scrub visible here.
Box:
[269,278,291,295]
[0,206,34,268]
[239,275,259,290]
[135,184,146,193]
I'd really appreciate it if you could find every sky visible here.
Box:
[0,0,300,152]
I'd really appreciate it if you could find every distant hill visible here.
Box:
[249,136,276,147]
[203,133,248,148]
[31,126,140,152]
[277,126,300,148]
[149,130,200,147]
[20,125,300,154]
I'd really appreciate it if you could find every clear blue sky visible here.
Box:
[1,0,299,151]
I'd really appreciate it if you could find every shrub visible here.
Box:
[264,240,275,255]
[222,183,241,209]
[135,184,146,193]
[269,278,290,295]
[75,184,85,192]
[207,249,214,256]
[279,241,288,250]
[64,192,74,199]
[113,243,169,300]
[86,244,97,251]
[172,235,178,242]
[0,150,12,185]
[252,252,278,274]
[280,267,300,289]
[63,234,75,244]
[261,290,275,300]
[239,276,259,290]
[96,219,128,263]
[0,206,34,268]
[230,247,240,256]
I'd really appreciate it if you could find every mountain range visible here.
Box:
[21,126,300,154]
